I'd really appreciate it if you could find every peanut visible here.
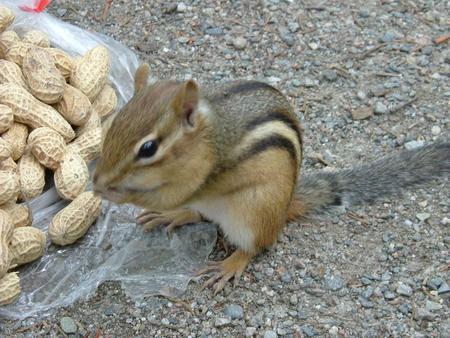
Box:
[18,151,45,201]
[68,127,102,162]
[5,42,33,66]
[22,30,50,48]
[0,30,19,59]
[92,84,117,119]
[1,202,32,228]
[0,137,12,161]
[0,157,17,172]
[0,84,75,141]
[70,46,110,101]
[28,127,66,170]
[56,85,91,126]
[2,122,28,161]
[0,6,14,33]
[0,272,20,306]
[47,48,74,80]
[0,59,28,89]
[76,110,101,137]
[0,168,19,205]
[49,191,102,246]
[0,103,13,133]
[54,149,88,200]
[9,227,46,267]
[0,209,13,278]
[22,47,66,104]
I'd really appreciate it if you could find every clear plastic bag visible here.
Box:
[0,1,217,320]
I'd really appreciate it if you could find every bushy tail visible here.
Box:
[288,141,450,221]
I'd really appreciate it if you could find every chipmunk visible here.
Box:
[93,63,450,294]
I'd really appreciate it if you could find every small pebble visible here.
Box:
[425,300,442,311]
[359,297,374,308]
[362,286,374,299]
[288,22,300,33]
[323,275,345,291]
[60,317,77,334]
[384,291,396,300]
[224,304,244,320]
[438,282,450,295]
[431,126,441,135]
[404,140,424,150]
[281,272,292,283]
[322,69,338,82]
[264,330,278,338]
[416,213,430,222]
[56,8,67,17]
[398,303,412,314]
[233,37,247,50]
[361,277,372,285]
[415,307,435,321]
[352,106,373,120]
[303,78,315,87]
[426,277,443,290]
[176,2,187,12]
[214,317,231,327]
[205,27,223,36]
[246,327,257,337]
[301,325,317,337]
[289,294,298,305]
[396,283,413,297]
[374,101,388,114]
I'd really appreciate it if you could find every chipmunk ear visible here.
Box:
[134,63,150,94]
[172,79,200,130]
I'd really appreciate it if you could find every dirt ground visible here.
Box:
[1,0,449,337]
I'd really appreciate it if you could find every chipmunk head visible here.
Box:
[93,63,215,210]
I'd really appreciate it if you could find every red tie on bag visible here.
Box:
[19,0,52,12]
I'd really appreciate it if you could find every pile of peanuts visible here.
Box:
[0,6,116,305]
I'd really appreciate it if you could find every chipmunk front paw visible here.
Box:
[137,208,202,238]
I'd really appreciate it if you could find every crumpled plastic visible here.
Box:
[0,0,217,320]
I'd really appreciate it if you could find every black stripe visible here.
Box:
[214,81,278,100]
[246,111,302,147]
[240,134,297,162]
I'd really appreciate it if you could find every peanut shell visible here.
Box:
[9,227,46,267]
[18,151,45,201]
[0,60,28,89]
[54,149,88,200]
[0,84,75,141]
[0,157,17,172]
[5,42,33,66]
[56,85,91,126]
[76,110,101,137]
[0,209,13,278]
[0,104,13,134]
[0,272,20,306]
[49,191,102,246]
[68,127,102,162]
[48,48,74,80]
[2,122,28,161]
[0,7,14,33]
[0,137,12,161]
[0,31,19,59]
[22,47,66,104]
[28,127,66,170]
[1,202,32,228]
[70,46,110,101]
[0,168,19,205]
[22,30,50,47]
[92,84,117,119]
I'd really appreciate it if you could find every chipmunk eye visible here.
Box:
[137,140,158,158]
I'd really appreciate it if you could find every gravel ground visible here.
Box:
[2,0,450,337]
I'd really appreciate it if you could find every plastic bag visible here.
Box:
[0,0,217,320]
